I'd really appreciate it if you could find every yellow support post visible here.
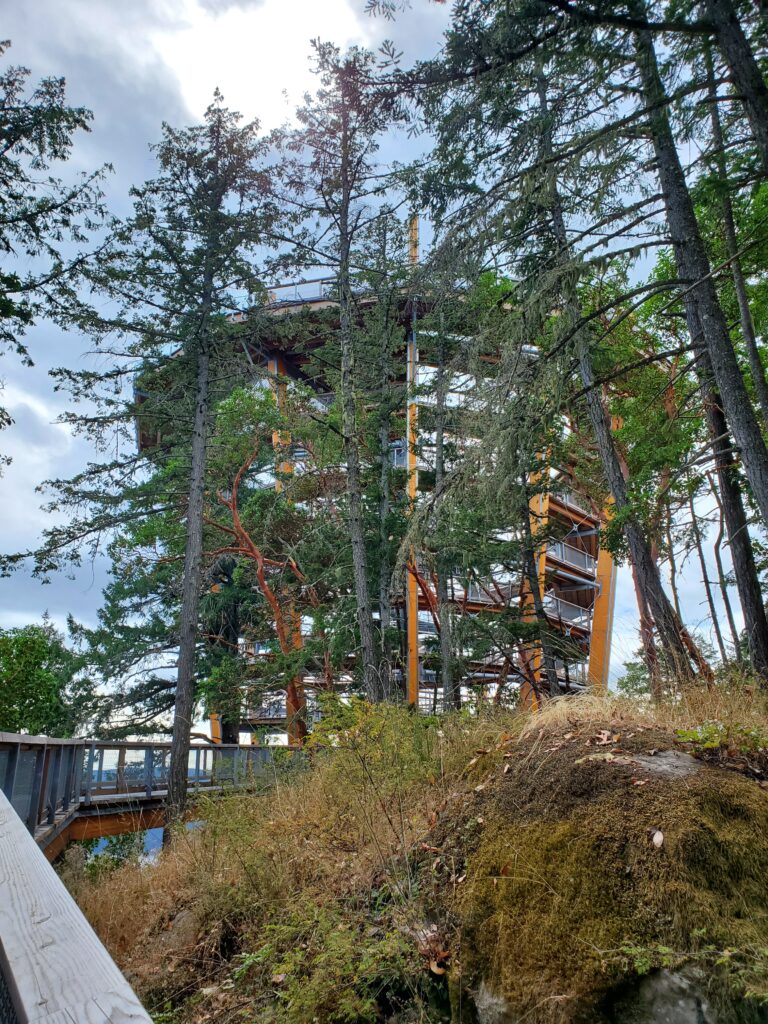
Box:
[588,454,617,690]
[588,542,617,691]
[406,213,420,707]
[406,327,420,707]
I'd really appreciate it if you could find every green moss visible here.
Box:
[676,721,768,754]
[449,748,768,1023]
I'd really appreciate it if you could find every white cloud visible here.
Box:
[149,0,374,128]
[0,610,71,634]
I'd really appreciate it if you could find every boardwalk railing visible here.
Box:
[0,733,272,848]
[0,786,151,1023]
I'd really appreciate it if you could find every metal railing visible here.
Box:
[266,276,338,304]
[0,733,272,842]
[543,594,592,630]
[547,539,597,575]
[242,702,323,725]
[554,659,589,686]
[552,487,596,516]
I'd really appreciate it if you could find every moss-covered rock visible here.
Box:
[441,728,768,1023]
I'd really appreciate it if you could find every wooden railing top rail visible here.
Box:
[0,732,84,747]
[0,788,151,1023]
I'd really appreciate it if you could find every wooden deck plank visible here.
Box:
[0,789,151,1023]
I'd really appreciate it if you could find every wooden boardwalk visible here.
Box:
[0,732,272,855]
[0,732,274,1022]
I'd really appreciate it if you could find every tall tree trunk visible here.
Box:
[433,331,459,709]
[577,336,696,680]
[705,49,768,424]
[704,0,768,173]
[338,103,380,703]
[378,415,392,667]
[377,309,395,699]
[286,607,308,746]
[216,569,242,744]
[535,71,697,682]
[664,509,683,622]
[630,559,662,699]
[707,471,742,657]
[687,307,768,678]
[521,485,561,698]
[632,9,768,530]
[688,485,728,663]
[617,441,663,692]
[168,326,211,822]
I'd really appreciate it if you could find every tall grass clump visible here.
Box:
[70,699,517,1022]
[67,682,768,1023]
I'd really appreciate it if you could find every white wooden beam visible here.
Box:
[0,788,151,1023]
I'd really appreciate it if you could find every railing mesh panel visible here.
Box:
[0,960,20,1024]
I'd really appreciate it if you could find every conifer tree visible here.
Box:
[6,95,281,814]
[0,40,106,445]
[411,0,768,683]
[279,45,405,702]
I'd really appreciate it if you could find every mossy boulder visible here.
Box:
[438,727,768,1023]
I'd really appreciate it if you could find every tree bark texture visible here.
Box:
[632,11,768,531]
[705,0,768,173]
[688,485,728,662]
[168,326,211,821]
[707,472,743,658]
[705,49,768,425]
[680,300,768,678]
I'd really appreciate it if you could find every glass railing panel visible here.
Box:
[544,595,591,628]
[547,541,596,574]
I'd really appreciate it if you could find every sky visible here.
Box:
[0,0,741,683]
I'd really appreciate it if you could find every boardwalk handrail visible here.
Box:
[0,787,151,1022]
[0,733,272,849]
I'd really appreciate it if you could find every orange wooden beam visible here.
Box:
[588,545,617,691]
[406,324,420,706]
[44,806,168,862]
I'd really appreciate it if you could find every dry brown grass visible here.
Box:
[519,682,768,740]
[65,684,768,1022]
[68,701,520,1014]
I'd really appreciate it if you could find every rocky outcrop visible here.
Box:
[433,726,768,1023]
